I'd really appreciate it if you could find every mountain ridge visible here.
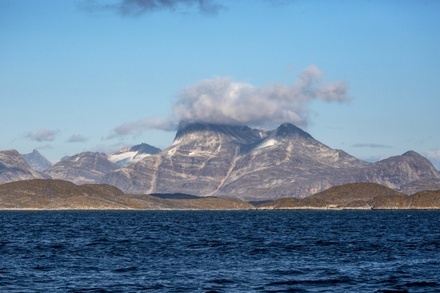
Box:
[0,150,48,184]
[21,149,52,172]
[102,122,439,200]
[1,123,439,200]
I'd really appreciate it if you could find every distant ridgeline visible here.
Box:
[1,123,440,202]
[0,180,440,210]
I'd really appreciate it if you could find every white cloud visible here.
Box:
[108,117,177,139]
[173,65,349,128]
[26,129,59,142]
[109,65,350,138]
[352,143,392,149]
[81,0,224,16]
[427,149,440,159]
[67,134,88,143]
[426,149,440,170]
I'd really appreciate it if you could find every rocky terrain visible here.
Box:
[1,180,439,210]
[0,179,253,210]
[258,182,440,210]
[108,143,161,167]
[1,123,440,201]
[21,149,52,172]
[44,152,119,185]
[0,150,48,184]
[102,123,440,200]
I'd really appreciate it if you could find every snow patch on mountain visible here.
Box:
[256,138,278,150]
[108,143,161,167]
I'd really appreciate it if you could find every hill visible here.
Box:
[0,179,253,210]
[258,182,440,210]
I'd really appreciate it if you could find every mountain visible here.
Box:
[102,123,268,196]
[212,123,368,200]
[2,123,438,201]
[102,122,440,200]
[0,150,48,184]
[360,151,440,189]
[44,152,118,185]
[108,143,161,167]
[0,179,253,210]
[21,149,52,172]
[398,178,440,194]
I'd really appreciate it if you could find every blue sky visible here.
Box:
[1,0,440,169]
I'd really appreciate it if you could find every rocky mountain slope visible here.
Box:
[398,178,440,194]
[102,123,440,200]
[2,123,439,200]
[21,149,52,172]
[0,150,47,184]
[108,143,161,167]
[44,152,118,185]
[0,179,253,210]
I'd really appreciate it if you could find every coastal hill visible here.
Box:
[0,179,253,210]
[258,182,440,210]
[1,179,439,210]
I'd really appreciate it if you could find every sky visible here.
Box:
[1,0,440,169]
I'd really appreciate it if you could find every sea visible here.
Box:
[1,210,440,292]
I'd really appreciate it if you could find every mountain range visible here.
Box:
[1,123,440,201]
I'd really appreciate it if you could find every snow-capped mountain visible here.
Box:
[108,143,161,167]
[0,150,48,184]
[101,122,440,200]
[21,149,52,172]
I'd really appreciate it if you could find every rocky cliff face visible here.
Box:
[0,150,47,184]
[101,123,440,200]
[44,152,118,184]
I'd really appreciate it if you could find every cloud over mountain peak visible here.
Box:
[109,65,349,138]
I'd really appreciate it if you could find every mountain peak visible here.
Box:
[174,122,264,145]
[21,149,52,172]
[129,143,161,155]
[402,150,422,158]
[274,123,312,139]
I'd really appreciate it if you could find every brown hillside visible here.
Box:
[259,183,406,209]
[0,179,254,210]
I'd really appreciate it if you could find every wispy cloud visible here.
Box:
[107,117,177,139]
[80,0,224,16]
[426,149,440,159]
[109,65,350,138]
[25,129,59,142]
[67,134,88,143]
[352,143,392,149]
[426,149,440,170]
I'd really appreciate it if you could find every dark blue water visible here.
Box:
[1,211,440,292]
